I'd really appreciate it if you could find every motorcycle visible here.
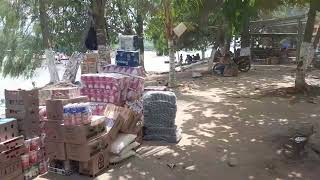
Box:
[213,48,251,73]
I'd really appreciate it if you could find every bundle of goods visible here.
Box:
[5,89,40,139]
[63,102,92,125]
[144,86,168,92]
[101,64,145,77]
[116,50,140,67]
[143,91,181,143]
[44,88,89,175]
[21,137,47,180]
[64,114,114,177]
[109,134,139,164]
[0,118,26,180]
[81,73,132,109]
[39,83,80,105]
[81,53,98,74]
[116,35,141,67]
[119,34,139,51]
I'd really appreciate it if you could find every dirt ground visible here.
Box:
[38,65,320,180]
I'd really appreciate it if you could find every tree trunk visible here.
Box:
[39,0,51,48]
[295,0,317,91]
[168,40,176,87]
[164,0,175,87]
[136,2,145,71]
[39,0,59,83]
[313,27,320,49]
[201,49,205,60]
[92,0,111,70]
[241,14,250,48]
[208,46,217,72]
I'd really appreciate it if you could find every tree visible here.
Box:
[295,0,319,90]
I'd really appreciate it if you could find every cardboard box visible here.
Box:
[0,118,19,143]
[0,144,26,163]
[5,89,39,109]
[44,141,66,160]
[51,87,80,99]
[66,132,111,162]
[79,148,110,177]
[43,120,64,142]
[85,53,99,63]
[46,96,89,120]
[104,104,125,140]
[64,116,106,145]
[19,129,41,139]
[5,107,39,121]
[0,158,23,180]
[0,136,24,152]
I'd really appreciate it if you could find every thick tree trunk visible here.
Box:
[136,4,145,70]
[93,0,111,70]
[39,0,59,83]
[164,0,175,87]
[313,27,320,49]
[241,14,250,48]
[201,49,205,60]
[208,46,217,72]
[168,40,176,87]
[39,0,51,48]
[295,0,317,91]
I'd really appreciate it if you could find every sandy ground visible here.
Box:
[35,65,320,180]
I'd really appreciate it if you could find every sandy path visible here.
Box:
[37,65,320,180]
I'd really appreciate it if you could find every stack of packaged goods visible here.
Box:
[143,91,182,143]
[81,53,98,74]
[80,73,130,114]
[21,137,47,180]
[116,35,140,67]
[5,89,40,139]
[0,118,25,180]
[64,115,110,177]
[102,64,145,77]
[103,104,141,164]
[44,87,89,175]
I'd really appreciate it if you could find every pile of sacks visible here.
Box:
[143,91,181,143]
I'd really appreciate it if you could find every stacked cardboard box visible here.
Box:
[44,92,88,162]
[80,73,130,110]
[116,35,141,67]
[5,89,40,139]
[21,136,47,179]
[81,53,98,74]
[0,118,25,180]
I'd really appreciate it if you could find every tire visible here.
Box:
[212,63,218,73]
[238,58,251,72]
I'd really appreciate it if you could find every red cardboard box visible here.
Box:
[0,158,23,180]
[64,116,105,145]
[0,136,24,152]
[44,141,66,161]
[66,132,111,162]
[0,118,19,143]
[43,120,64,142]
[79,147,110,177]
[46,96,89,120]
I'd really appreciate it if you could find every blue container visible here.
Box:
[116,50,140,67]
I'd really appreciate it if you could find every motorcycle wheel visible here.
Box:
[238,61,251,72]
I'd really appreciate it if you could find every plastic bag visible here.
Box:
[110,134,137,154]
[120,141,140,156]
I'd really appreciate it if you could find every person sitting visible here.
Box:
[215,53,232,75]
[186,55,192,64]
[195,53,201,61]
